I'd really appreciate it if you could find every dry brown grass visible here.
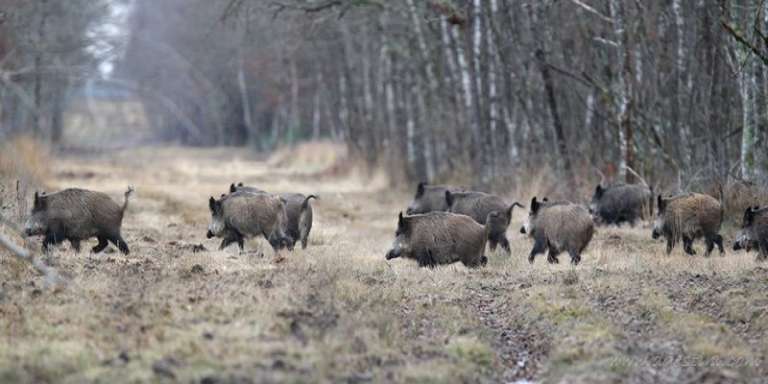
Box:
[0,135,51,184]
[0,144,766,383]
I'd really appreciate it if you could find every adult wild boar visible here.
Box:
[445,190,523,253]
[520,197,594,265]
[206,191,293,252]
[230,182,317,249]
[24,187,134,254]
[590,183,652,225]
[652,193,724,256]
[405,182,464,214]
[733,206,767,261]
[385,211,490,268]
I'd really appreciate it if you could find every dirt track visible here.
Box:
[0,144,766,383]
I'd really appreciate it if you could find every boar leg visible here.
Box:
[109,235,130,255]
[498,236,511,254]
[69,239,81,253]
[488,239,498,252]
[528,238,547,264]
[568,250,581,265]
[704,237,715,257]
[665,237,674,255]
[92,236,109,253]
[757,240,768,262]
[714,235,725,255]
[546,242,560,264]
[418,249,438,268]
[218,233,238,250]
[42,233,63,253]
[683,236,696,256]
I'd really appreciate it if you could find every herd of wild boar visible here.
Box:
[19,180,768,267]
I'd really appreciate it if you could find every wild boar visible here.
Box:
[520,197,594,265]
[23,187,134,254]
[651,193,724,256]
[206,191,294,252]
[733,206,767,261]
[589,183,652,225]
[280,193,317,249]
[445,190,523,253]
[405,182,464,214]
[385,211,490,268]
[229,183,317,249]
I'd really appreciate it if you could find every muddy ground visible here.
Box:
[0,144,766,383]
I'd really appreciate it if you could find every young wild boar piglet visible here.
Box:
[733,206,768,261]
[206,191,293,252]
[385,211,491,268]
[520,197,594,265]
[405,182,464,214]
[652,193,724,256]
[590,183,652,225]
[230,182,317,249]
[445,190,522,253]
[24,187,134,254]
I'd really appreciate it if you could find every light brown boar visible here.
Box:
[23,187,134,254]
[445,190,522,253]
[405,182,464,214]
[651,193,724,256]
[229,182,317,249]
[385,211,490,268]
[733,206,768,261]
[520,197,594,265]
[206,191,293,252]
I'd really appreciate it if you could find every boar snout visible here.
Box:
[385,249,401,260]
[206,230,214,239]
[519,226,526,234]
[651,229,661,240]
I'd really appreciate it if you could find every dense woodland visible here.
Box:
[1,0,768,191]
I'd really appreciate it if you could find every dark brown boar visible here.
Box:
[589,183,652,225]
[733,206,768,261]
[520,197,594,265]
[23,187,134,254]
[651,193,724,256]
[385,211,490,268]
[445,190,522,253]
[405,182,464,214]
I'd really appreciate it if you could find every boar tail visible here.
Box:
[122,186,135,215]
[302,195,318,210]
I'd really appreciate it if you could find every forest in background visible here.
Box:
[1,0,768,193]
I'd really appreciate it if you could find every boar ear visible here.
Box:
[595,185,604,198]
[230,183,237,193]
[445,190,453,208]
[531,197,540,214]
[209,196,217,212]
[33,191,45,209]
[398,211,407,230]
[657,195,666,213]
[415,182,426,198]
[744,207,756,226]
